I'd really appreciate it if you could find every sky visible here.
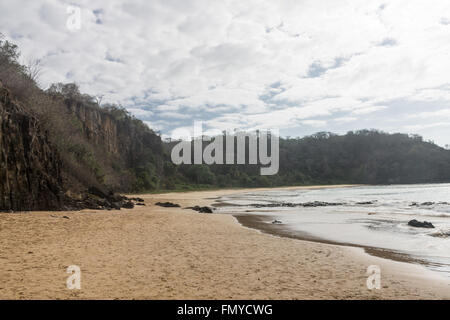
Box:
[1,0,450,146]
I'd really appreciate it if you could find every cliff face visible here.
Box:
[66,100,163,165]
[66,101,119,154]
[64,99,165,191]
[0,83,63,211]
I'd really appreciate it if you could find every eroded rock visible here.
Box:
[186,206,214,213]
[155,202,181,208]
[408,219,435,228]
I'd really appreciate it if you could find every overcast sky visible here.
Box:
[1,0,450,146]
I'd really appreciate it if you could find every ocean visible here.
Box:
[214,184,450,276]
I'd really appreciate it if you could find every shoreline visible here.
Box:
[215,187,450,282]
[234,213,443,273]
[1,185,450,299]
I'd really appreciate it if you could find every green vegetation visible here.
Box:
[163,130,450,188]
[2,34,450,196]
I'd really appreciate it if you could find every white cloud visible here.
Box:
[301,120,327,127]
[127,108,153,117]
[404,121,450,131]
[408,109,450,119]
[334,117,357,123]
[352,106,388,115]
[1,0,450,145]
[158,111,191,119]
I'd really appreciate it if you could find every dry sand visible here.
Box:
[1,185,450,299]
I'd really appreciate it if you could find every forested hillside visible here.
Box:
[1,34,450,211]
[168,131,450,188]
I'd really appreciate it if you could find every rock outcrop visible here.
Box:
[0,83,63,211]
[408,219,435,229]
[155,202,181,208]
[185,205,214,213]
[66,100,119,154]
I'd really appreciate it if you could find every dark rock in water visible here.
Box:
[410,202,443,207]
[408,219,435,228]
[155,202,181,208]
[356,201,375,205]
[130,197,144,202]
[135,203,146,206]
[252,201,345,208]
[186,206,214,213]
[253,203,283,208]
[272,220,282,224]
[301,201,344,207]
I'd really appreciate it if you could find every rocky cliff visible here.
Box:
[62,98,165,191]
[66,100,163,167]
[66,100,119,155]
[0,83,63,211]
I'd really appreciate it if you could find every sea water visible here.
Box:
[215,184,450,275]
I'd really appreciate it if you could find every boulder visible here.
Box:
[356,201,375,205]
[88,186,108,199]
[155,202,181,208]
[190,206,213,213]
[408,219,435,228]
[129,197,145,202]
[122,201,134,209]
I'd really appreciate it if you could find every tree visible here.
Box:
[0,33,21,67]
[26,57,42,83]
[47,82,81,98]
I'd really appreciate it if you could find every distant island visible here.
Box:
[2,36,450,212]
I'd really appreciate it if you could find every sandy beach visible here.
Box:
[1,185,450,300]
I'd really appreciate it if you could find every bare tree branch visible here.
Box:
[26,57,42,83]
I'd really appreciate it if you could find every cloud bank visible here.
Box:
[1,0,450,145]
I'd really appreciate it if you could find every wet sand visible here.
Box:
[235,214,440,269]
[1,186,450,299]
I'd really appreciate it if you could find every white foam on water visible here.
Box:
[217,184,450,275]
